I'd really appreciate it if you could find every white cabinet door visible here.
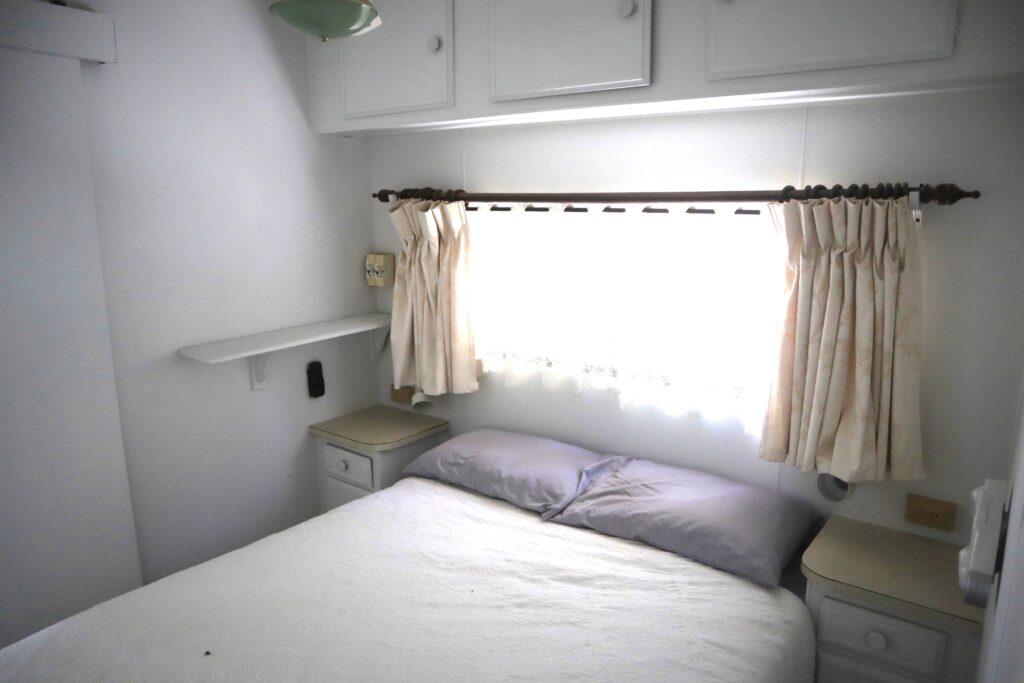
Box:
[341,0,453,117]
[707,0,957,80]
[490,0,651,101]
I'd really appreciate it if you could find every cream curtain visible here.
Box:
[759,198,924,482]
[388,200,478,396]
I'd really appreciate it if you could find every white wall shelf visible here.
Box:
[0,1,117,64]
[178,313,391,390]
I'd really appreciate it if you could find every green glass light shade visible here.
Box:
[269,0,381,42]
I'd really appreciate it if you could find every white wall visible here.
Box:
[79,1,378,582]
[370,86,1024,545]
[0,46,141,647]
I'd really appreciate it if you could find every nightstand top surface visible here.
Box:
[310,405,449,452]
[802,515,983,624]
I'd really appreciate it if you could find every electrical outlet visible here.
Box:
[905,493,957,532]
[390,385,415,405]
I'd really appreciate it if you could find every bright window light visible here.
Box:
[469,205,787,434]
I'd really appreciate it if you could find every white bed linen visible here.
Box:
[1,477,814,682]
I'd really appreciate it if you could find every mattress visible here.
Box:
[0,477,814,682]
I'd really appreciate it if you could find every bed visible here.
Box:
[0,477,814,682]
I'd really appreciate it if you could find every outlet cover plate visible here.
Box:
[389,385,415,405]
[905,493,957,531]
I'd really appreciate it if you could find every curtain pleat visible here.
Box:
[437,202,478,393]
[760,198,923,482]
[388,200,478,396]
[388,201,418,389]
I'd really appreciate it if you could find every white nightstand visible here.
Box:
[802,516,983,683]
[310,405,450,511]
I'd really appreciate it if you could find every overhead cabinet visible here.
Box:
[707,0,958,80]
[490,0,652,101]
[307,0,1016,134]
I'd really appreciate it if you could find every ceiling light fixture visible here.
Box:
[268,0,381,42]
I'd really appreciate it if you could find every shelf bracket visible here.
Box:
[249,353,270,390]
[370,328,391,362]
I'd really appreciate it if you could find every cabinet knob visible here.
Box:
[339,460,349,471]
[865,631,888,651]
[618,0,637,18]
[427,35,443,52]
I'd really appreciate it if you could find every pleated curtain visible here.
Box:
[759,197,925,482]
[388,199,478,396]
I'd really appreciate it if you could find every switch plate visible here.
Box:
[365,253,395,287]
[905,493,957,531]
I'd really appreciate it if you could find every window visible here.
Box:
[469,205,786,434]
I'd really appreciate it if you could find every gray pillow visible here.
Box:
[404,428,602,515]
[550,456,813,586]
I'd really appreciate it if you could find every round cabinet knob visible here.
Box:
[865,631,888,651]
[427,35,443,52]
[339,460,349,471]
[618,0,637,17]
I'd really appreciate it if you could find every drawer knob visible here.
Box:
[427,35,443,52]
[618,0,637,17]
[339,460,349,471]
[866,631,888,651]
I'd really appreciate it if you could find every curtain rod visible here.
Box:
[372,183,980,206]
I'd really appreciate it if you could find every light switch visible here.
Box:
[365,253,395,287]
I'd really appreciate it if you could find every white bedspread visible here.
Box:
[1,478,814,682]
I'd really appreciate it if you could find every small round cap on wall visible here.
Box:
[817,473,855,502]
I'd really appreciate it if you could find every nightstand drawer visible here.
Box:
[323,476,369,510]
[324,443,373,490]
[817,650,921,683]
[820,598,946,677]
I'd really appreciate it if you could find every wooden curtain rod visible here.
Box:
[372,183,980,206]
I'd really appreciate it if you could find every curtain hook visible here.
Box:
[908,187,922,222]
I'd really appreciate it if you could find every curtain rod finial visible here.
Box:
[921,183,981,205]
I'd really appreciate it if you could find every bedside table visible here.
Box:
[802,516,983,683]
[310,405,450,512]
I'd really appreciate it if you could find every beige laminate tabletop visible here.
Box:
[802,515,983,624]
[310,405,449,452]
